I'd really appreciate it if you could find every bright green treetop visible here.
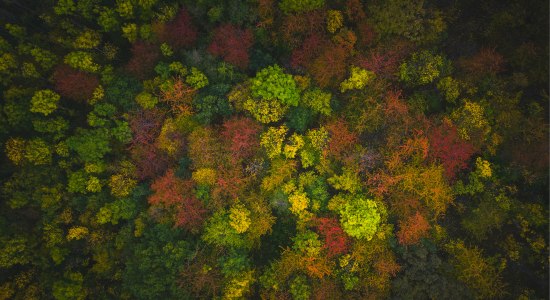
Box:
[338,195,382,240]
[251,65,300,107]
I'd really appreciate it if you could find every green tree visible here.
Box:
[30,89,60,116]
[251,65,300,106]
[337,195,382,240]
[399,51,449,86]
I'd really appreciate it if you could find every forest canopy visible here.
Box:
[0,0,548,299]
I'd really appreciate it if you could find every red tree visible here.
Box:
[128,109,171,180]
[280,10,325,48]
[316,217,349,257]
[221,116,261,163]
[53,64,99,102]
[357,40,411,79]
[208,24,254,69]
[126,41,160,80]
[326,119,358,159]
[396,211,430,246]
[429,120,477,180]
[290,33,328,70]
[149,169,206,232]
[308,43,349,88]
[157,8,197,49]
[459,47,505,76]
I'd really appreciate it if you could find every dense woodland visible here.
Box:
[0,0,548,299]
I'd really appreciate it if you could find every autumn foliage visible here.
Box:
[316,217,349,257]
[459,47,505,76]
[429,120,477,180]
[126,41,160,80]
[149,169,206,231]
[157,8,197,49]
[326,119,358,159]
[53,64,99,102]
[208,24,254,69]
[221,116,261,162]
[128,109,171,180]
[397,211,431,245]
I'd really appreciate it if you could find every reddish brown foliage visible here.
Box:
[459,47,505,76]
[384,90,408,119]
[208,24,254,69]
[280,10,325,47]
[130,143,172,180]
[355,22,376,48]
[326,119,358,159]
[290,33,328,70]
[160,77,196,114]
[125,41,160,80]
[374,255,401,277]
[221,116,261,163]
[53,64,99,102]
[179,254,223,298]
[309,44,349,88]
[212,165,247,207]
[174,196,207,232]
[357,41,411,79]
[429,120,477,180]
[157,8,197,49]
[312,279,343,300]
[396,211,431,246]
[345,0,366,23]
[128,109,171,180]
[150,169,206,231]
[316,217,349,257]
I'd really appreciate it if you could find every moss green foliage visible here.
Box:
[30,89,60,116]
[279,0,324,14]
[399,50,448,86]
[0,1,547,299]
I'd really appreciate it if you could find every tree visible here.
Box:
[326,10,343,33]
[301,88,332,116]
[229,203,252,234]
[429,120,477,180]
[445,240,507,299]
[340,66,375,92]
[63,51,100,73]
[325,119,358,159]
[156,8,197,50]
[338,195,382,240]
[308,44,348,88]
[459,47,505,77]
[251,65,300,106]
[291,33,328,70]
[260,125,288,159]
[128,109,171,180]
[24,138,52,165]
[399,50,449,86]
[316,217,349,257]
[221,116,261,162]
[208,24,254,69]
[53,65,99,102]
[125,41,160,80]
[122,224,191,299]
[30,89,60,116]
[66,128,110,163]
[396,211,430,245]
[149,169,206,232]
